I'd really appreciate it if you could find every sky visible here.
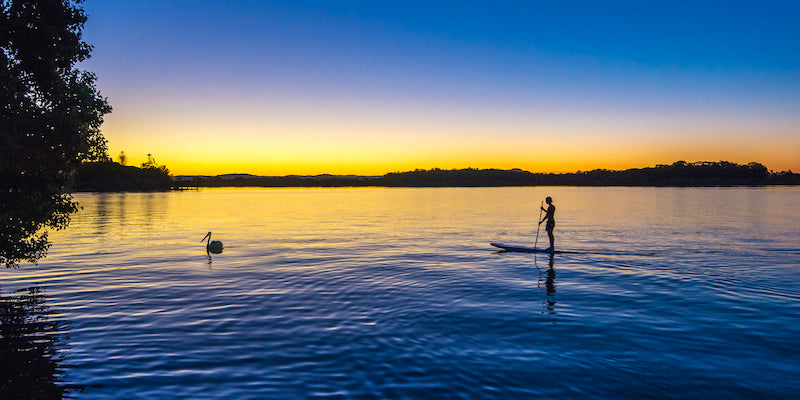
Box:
[79,0,800,175]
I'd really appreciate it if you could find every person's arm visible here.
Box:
[540,205,553,224]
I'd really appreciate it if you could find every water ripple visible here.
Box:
[2,187,799,399]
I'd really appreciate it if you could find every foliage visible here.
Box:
[73,160,173,192]
[1,0,111,268]
[382,161,779,187]
[140,153,170,175]
[176,161,799,188]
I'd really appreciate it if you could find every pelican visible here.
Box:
[201,232,224,254]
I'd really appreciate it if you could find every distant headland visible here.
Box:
[159,161,798,189]
[73,160,173,191]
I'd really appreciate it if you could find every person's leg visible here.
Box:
[547,230,554,250]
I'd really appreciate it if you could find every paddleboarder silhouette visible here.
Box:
[538,196,556,251]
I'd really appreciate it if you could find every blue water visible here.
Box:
[2,187,799,399]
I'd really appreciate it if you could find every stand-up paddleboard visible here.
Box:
[490,242,583,254]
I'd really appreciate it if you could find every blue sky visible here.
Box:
[80,0,800,174]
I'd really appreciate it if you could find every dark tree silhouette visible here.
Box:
[72,160,173,192]
[175,161,798,188]
[140,153,170,175]
[1,0,111,268]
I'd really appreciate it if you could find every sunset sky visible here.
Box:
[80,0,800,175]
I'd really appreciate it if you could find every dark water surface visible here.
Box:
[2,187,799,399]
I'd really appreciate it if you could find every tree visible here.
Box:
[141,153,157,169]
[117,150,127,166]
[1,0,111,268]
[140,153,170,176]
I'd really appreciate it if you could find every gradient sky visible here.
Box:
[80,0,800,175]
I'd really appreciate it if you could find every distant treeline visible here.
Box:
[382,161,800,187]
[175,161,800,188]
[73,161,173,191]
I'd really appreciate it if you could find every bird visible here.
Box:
[201,232,224,254]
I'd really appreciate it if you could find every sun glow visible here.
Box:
[101,102,800,176]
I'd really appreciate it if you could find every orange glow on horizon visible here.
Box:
[109,140,800,177]
[100,98,800,176]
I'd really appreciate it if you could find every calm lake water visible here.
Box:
[2,187,799,399]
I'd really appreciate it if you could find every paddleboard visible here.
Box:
[490,242,581,254]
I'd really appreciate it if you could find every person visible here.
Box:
[539,196,555,251]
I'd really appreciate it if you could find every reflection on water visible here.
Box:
[536,255,557,314]
[0,287,78,399]
[1,187,798,399]
[93,194,108,236]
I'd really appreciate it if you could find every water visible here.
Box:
[2,187,799,399]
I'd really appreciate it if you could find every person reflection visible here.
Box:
[537,254,556,313]
[545,254,555,297]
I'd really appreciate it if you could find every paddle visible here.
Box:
[534,200,543,249]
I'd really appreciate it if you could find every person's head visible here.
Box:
[545,196,552,204]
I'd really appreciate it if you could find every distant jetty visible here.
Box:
[170,161,800,188]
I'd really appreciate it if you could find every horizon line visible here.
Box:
[167,160,789,178]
